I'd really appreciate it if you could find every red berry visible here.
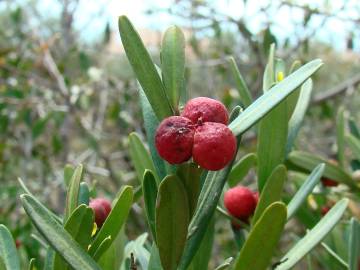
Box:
[224,186,257,219]
[155,116,195,164]
[89,198,112,227]
[181,97,229,125]
[321,206,331,216]
[321,177,338,187]
[253,192,259,204]
[192,122,236,170]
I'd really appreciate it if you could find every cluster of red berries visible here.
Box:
[224,186,259,229]
[89,198,112,227]
[155,97,237,171]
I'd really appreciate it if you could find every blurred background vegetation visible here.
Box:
[1,0,360,269]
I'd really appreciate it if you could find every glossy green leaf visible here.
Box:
[286,79,313,155]
[0,256,6,270]
[64,164,84,222]
[64,164,75,187]
[215,257,234,270]
[287,163,325,219]
[252,165,286,225]
[139,87,168,179]
[43,249,55,270]
[234,202,287,270]
[93,236,112,261]
[143,170,158,241]
[161,25,185,111]
[263,44,276,92]
[178,111,241,270]
[156,175,189,270]
[89,185,133,255]
[336,108,346,168]
[346,134,360,161]
[148,244,163,270]
[118,15,173,119]
[176,163,203,216]
[349,218,360,270]
[129,132,158,184]
[229,59,323,136]
[53,204,94,270]
[78,182,90,205]
[349,117,360,139]
[228,56,252,107]
[28,258,36,270]
[187,218,214,270]
[0,225,20,270]
[287,151,356,189]
[276,198,349,270]
[228,153,257,187]
[98,228,126,270]
[20,194,101,270]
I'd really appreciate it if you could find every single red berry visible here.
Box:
[321,206,331,216]
[192,122,236,170]
[155,116,195,164]
[181,97,229,125]
[224,186,257,219]
[253,192,259,204]
[89,198,112,227]
[321,177,338,187]
[15,239,21,249]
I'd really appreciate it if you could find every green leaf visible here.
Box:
[20,194,101,270]
[263,44,276,92]
[215,257,234,270]
[129,132,158,184]
[161,25,186,111]
[143,170,158,241]
[139,87,168,179]
[98,228,126,270]
[229,59,323,136]
[64,164,84,222]
[28,258,36,270]
[187,218,214,270]
[234,202,287,270]
[286,79,313,155]
[321,242,348,269]
[287,151,356,189]
[148,244,163,270]
[228,153,257,187]
[63,164,75,187]
[256,89,288,191]
[118,15,173,119]
[43,249,55,270]
[227,56,252,107]
[53,204,94,270]
[89,186,133,256]
[0,225,20,270]
[156,175,189,270]
[349,117,360,139]
[93,236,112,261]
[349,218,360,270]
[336,108,346,168]
[346,134,360,161]
[252,165,287,225]
[276,198,349,270]
[78,182,90,205]
[287,163,325,219]
[176,163,203,216]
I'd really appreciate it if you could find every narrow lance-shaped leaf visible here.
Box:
[53,205,94,270]
[229,59,323,136]
[346,134,360,161]
[234,202,287,270]
[285,79,313,155]
[0,225,20,270]
[118,15,173,119]
[276,198,349,270]
[89,186,133,255]
[161,25,186,112]
[78,182,90,206]
[263,43,276,92]
[156,175,189,270]
[287,163,325,219]
[349,218,360,270]
[20,194,101,270]
[252,165,287,225]
[143,170,158,241]
[227,56,252,107]
[214,257,234,270]
[227,153,257,187]
[64,164,83,222]
[129,132,158,184]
